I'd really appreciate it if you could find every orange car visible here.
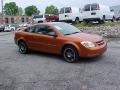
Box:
[14,22,107,63]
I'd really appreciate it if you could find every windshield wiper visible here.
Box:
[71,32,80,34]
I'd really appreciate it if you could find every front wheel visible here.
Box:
[18,42,28,54]
[62,46,79,63]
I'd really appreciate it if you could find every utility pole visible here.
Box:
[1,0,3,24]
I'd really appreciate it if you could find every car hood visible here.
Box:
[66,33,103,42]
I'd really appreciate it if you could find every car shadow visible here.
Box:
[27,50,104,63]
[77,55,105,63]
[28,50,64,61]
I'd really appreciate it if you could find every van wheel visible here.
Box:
[75,18,79,24]
[18,41,28,54]
[101,15,106,23]
[111,16,115,22]
[99,16,105,24]
[62,46,79,63]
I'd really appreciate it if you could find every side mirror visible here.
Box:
[49,32,57,37]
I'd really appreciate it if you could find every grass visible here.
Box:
[73,21,120,28]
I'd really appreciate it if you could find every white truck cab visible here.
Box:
[82,3,115,23]
[59,7,83,24]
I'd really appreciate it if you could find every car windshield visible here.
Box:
[54,23,81,35]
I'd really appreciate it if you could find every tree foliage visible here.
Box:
[18,7,23,16]
[45,5,59,15]
[4,2,19,16]
[25,5,38,16]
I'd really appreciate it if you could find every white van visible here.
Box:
[59,7,83,23]
[32,14,49,23]
[82,3,115,23]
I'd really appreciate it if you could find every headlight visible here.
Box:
[81,41,95,48]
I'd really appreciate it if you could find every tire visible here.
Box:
[18,41,28,54]
[83,20,89,24]
[111,16,115,22]
[75,18,79,24]
[99,20,104,24]
[62,46,79,63]
[11,28,14,31]
[99,15,105,24]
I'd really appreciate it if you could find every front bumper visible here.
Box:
[78,41,107,58]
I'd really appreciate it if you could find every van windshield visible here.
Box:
[54,23,81,35]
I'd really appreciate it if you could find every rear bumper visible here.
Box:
[78,41,107,58]
[83,18,101,21]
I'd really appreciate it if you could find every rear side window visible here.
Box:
[84,4,90,11]
[91,4,99,11]
[24,27,35,33]
[34,25,55,35]
[65,7,71,13]
[60,8,64,14]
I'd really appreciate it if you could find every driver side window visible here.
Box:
[35,25,55,36]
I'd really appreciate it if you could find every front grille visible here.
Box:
[96,40,104,46]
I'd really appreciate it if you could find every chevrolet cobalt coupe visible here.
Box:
[15,22,107,63]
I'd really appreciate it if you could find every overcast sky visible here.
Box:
[0,0,120,13]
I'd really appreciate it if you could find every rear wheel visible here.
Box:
[111,16,115,22]
[75,18,79,24]
[18,41,28,54]
[62,46,79,63]
[99,15,105,24]
[11,28,14,31]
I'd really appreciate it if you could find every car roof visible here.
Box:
[33,22,65,26]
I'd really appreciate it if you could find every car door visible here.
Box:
[59,8,65,21]
[90,4,100,19]
[32,25,60,54]
[23,26,37,49]
[83,4,91,19]
[64,7,72,20]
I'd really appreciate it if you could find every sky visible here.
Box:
[0,0,120,13]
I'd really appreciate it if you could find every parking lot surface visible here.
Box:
[0,32,120,90]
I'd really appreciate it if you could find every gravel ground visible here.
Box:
[80,25,120,38]
[0,32,120,90]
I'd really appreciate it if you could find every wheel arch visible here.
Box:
[61,43,81,55]
[17,39,26,45]
[75,17,79,21]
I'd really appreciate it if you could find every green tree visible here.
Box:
[25,5,38,16]
[45,5,59,15]
[18,7,23,16]
[4,2,19,16]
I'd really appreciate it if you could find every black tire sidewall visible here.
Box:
[18,42,28,54]
[63,46,79,63]
[75,18,79,24]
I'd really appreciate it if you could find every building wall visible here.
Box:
[0,16,32,24]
